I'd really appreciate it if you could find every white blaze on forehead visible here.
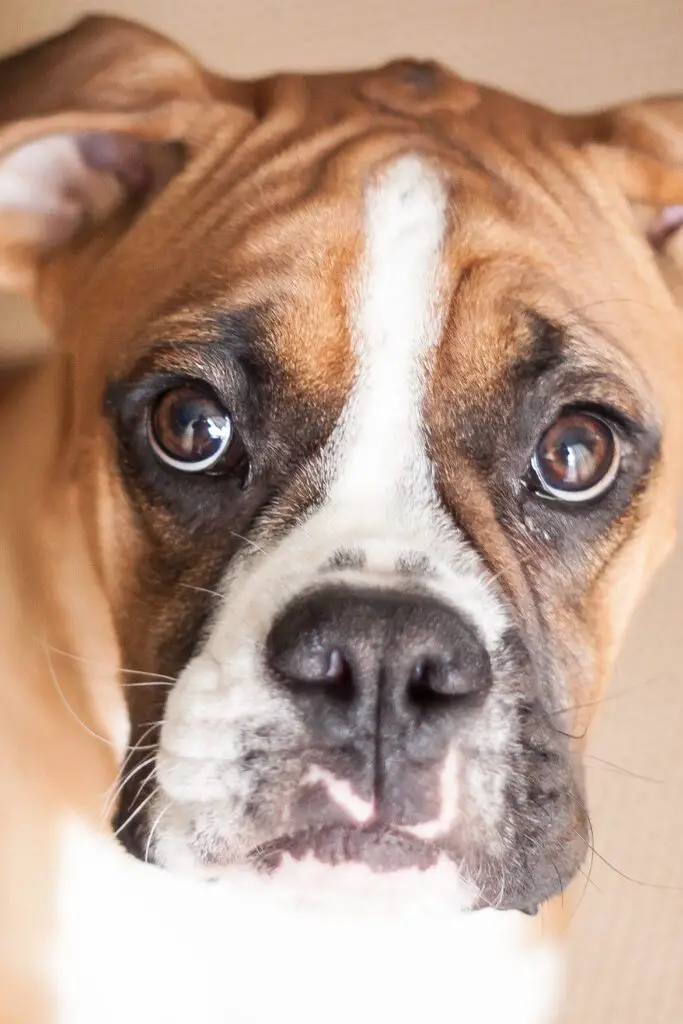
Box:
[325,154,447,525]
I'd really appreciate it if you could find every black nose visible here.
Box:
[265,586,492,722]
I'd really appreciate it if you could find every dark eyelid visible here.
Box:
[113,371,226,406]
[104,344,245,420]
[516,307,656,431]
[122,340,240,384]
[552,402,644,440]
[517,364,656,453]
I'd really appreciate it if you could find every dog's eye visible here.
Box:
[530,411,620,502]
[148,386,238,474]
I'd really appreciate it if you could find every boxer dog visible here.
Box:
[1,15,682,1023]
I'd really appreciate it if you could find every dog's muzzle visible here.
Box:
[251,585,489,866]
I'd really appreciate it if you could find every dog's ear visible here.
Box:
[579,97,683,297]
[0,16,247,295]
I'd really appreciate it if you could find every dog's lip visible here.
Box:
[249,823,446,872]
[247,829,542,915]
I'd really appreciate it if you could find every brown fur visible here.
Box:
[1,14,683,1016]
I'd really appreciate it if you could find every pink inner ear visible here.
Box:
[0,129,185,282]
[647,205,683,249]
[76,133,152,195]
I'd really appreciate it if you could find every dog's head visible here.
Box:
[2,16,683,915]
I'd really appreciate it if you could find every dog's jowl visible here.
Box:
[1,15,683,1022]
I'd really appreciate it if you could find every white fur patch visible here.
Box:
[49,817,563,1024]
[324,153,447,526]
[302,747,460,838]
[303,765,376,823]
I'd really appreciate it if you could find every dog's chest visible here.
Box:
[50,818,562,1024]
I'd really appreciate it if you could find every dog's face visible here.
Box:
[2,18,683,917]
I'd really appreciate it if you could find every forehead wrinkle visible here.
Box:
[265,267,356,410]
[430,247,656,428]
[227,197,365,412]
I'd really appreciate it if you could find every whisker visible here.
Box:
[581,763,659,782]
[120,679,174,690]
[179,582,223,600]
[106,721,162,810]
[101,755,157,824]
[42,642,116,747]
[551,859,565,910]
[145,802,172,863]
[572,828,683,891]
[131,721,162,748]
[569,792,683,893]
[562,296,668,321]
[580,752,662,784]
[524,794,592,916]
[41,643,177,682]
[129,765,158,815]
[575,863,602,895]
[113,787,158,839]
[566,806,596,926]
[552,723,588,741]
[179,583,291,631]
[229,530,269,558]
[551,672,673,718]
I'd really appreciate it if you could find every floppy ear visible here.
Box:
[0,15,235,295]
[582,96,683,298]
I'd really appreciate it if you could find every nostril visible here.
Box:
[323,648,355,702]
[268,638,356,701]
[407,657,453,710]
[407,652,491,710]
[325,647,347,683]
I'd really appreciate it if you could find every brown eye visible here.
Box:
[149,386,235,473]
[531,412,620,502]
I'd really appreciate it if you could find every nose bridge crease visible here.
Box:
[373,662,387,801]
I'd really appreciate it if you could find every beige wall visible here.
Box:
[1,3,682,1022]
[1,0,682,108]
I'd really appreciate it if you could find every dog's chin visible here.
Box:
[253,849,479,915]
[150,820,478,914]
[225,850,477,918]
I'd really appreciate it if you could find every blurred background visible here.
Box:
[1,1,681,1020]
